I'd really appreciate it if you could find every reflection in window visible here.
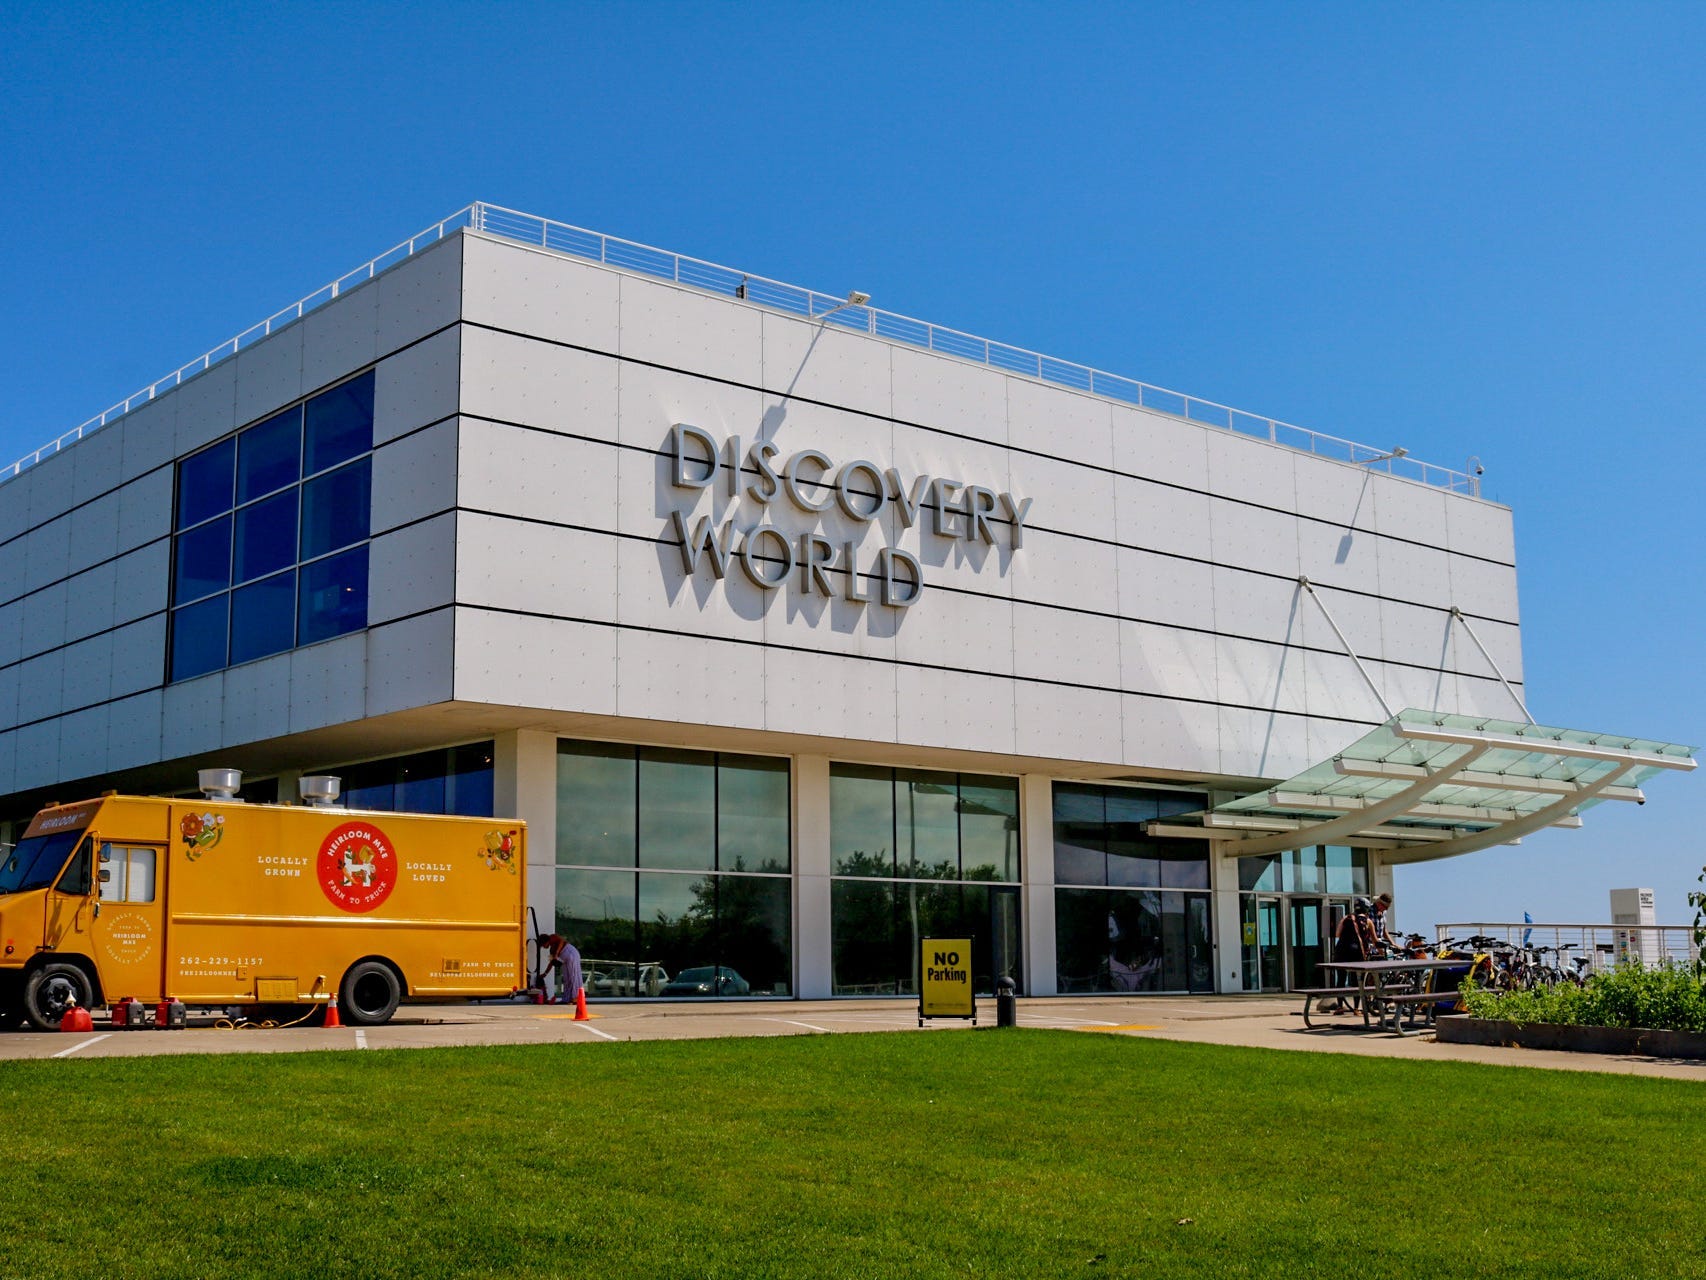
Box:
[1055,886,1213,994]
[325,742,495,817]
[1052,783,1207,890]
[828,764,1021,995]
[99,845,158,903]
[555,740,792,997]
[168,369,373,681]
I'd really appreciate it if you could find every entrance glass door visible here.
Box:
[1242,895,1284,992]
[1287,898,1327,990]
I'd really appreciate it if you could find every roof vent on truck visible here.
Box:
[198,768,242,801]
[299,776,343,808]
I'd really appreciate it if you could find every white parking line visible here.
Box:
[51,1034,111,1059]
[354,1029,368,1049]
[573,1021,618,1041]
[764,1017,833,1033]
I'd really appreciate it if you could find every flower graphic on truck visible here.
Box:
[480,829,520,874]
[180,812,225,860]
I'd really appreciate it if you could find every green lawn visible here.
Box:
[2,1030,1700,1279]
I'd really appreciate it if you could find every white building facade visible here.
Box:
[10,207,1659,1001]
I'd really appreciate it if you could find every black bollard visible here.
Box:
[996,976,1017,1028]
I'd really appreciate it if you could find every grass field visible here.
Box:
[2,1030,1701,1279]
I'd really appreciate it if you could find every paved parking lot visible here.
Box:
[7,995,1705,1080]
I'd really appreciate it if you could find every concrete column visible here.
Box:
[494,729,559,941]
[794,754,832,999]
[1018,773,1056,996]
[1211,843,1244,993]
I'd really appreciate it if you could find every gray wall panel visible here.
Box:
[302,275,380,391]
[234,321,305,427]
[374,326,460,445]
[375,235,463,355]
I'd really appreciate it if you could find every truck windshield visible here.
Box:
[0,831,83,895]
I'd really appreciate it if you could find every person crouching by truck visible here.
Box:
[546,934,583,1005]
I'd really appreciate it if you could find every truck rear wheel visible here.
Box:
[24,963,93,1031]
[339,961,401,1025]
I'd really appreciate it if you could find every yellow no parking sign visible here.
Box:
[919,938,976,1025]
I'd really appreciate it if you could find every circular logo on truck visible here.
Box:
[316,822,399,913]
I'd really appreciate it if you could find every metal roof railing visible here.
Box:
[5,201,1483,497]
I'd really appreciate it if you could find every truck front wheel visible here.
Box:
[339,961,401,1025]
[24,963,93,1031]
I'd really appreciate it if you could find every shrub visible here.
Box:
[1461,962,1706,1033]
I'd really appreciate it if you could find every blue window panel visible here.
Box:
[176,438,235,530]
[229,570,297,665]
[300,458,370,560]
[304,370,374,476]
[237,406,302,503]
[170,595,230,681]
[298,544,368,645]
[232,490,298,585]
[450,743,496,816]
[173,516,231,604]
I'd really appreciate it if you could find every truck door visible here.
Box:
[43,836,95,953]
[93,841,167,1002]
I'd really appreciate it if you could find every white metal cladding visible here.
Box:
[448,233,1522,783]
[0,224,1522,807]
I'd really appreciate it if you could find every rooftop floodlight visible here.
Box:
[1361,446,1409,466]
[809,289,872,322]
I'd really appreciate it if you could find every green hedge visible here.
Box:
[1460,962,1706,1033]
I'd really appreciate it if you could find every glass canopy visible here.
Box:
[1177,709,1696,858]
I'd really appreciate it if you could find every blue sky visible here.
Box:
[3,3,1701,931]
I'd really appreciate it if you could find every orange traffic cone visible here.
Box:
[324,995,342,1029]
[573,988,590,1021]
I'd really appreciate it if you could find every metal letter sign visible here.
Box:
[918,937,976,1027]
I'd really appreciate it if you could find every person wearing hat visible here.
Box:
[1369,893,1396,953]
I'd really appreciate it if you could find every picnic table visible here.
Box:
[1297,958,1472,1034]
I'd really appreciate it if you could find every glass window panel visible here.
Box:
[1158,840,1209,890]
[169,596,229,682]
[556,742,636,868]
[1238,854,1280,892]
[228,570,296,665]
[399,750,449,814]
[1106,790,1161,887]
[638,872,714,987]
[176,438,234,529]
[1284,846,1326,894]
[898,770,959,878]
[1351,848,1370,896]
[717,754,789,873]
[1110,890,1163,992]
[558,868,637,981]
[1324,845,1357,895]
[341,759,396,812]
[173,516,231,604]
[449,742,495,817]
[297,544,368,645]
[127,848,157,904]
[638,748,715,872]
[304,370,374,475]
[1052,784,1105,886]
[1154,791,1206,820]
[831,879,898,995]
[714,874,791,996]
[237,407,302,502]
[958,775,1018,882]
[830,764,894,877]
[300,457,370,560]
[232,490,298,585]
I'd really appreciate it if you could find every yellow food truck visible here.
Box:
[0,777,526,1030]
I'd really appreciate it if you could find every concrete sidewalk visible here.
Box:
[6,994,1704,1080]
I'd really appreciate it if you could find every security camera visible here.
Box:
[1637,797,1646,805]
[1475,464,1485,476]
